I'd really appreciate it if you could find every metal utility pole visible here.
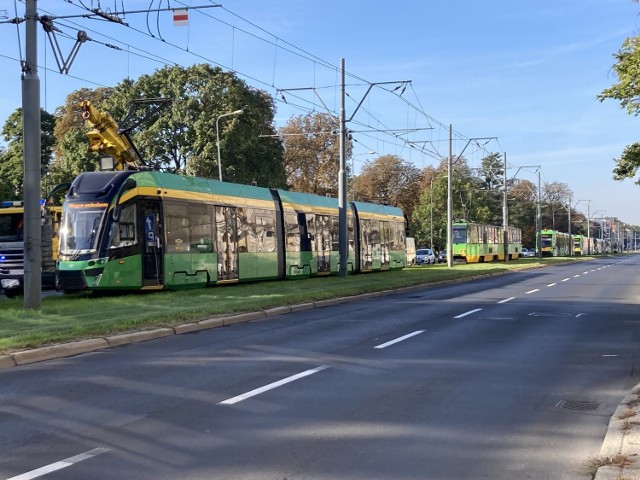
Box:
[338,58,348,277]
[23,0,42,309]
[502,152,508,263]
[447,125,453,268]
[567,193,572,256]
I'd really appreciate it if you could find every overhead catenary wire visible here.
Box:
[2,0,494,168]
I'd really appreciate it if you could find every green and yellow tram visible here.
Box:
[452,220,522,263]
[538,229,571,257]
[55,171,407,292]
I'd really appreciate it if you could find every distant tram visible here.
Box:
[56,171,407,292]
[452,220,522,263]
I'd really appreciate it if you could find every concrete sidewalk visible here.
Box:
[594,384,640,479]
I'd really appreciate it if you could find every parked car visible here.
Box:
[438,249,447,263]
[415,248,436,265]
[521,248,529,257]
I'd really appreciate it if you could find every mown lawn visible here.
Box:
[0,256,600,353]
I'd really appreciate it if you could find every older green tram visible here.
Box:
[55,171,407,292]
[452,220,522,263]
[538,229,571,257]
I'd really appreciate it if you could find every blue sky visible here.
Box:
[1,0,639,225]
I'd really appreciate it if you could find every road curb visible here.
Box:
[105,328,174,347]
[12,338,110,366]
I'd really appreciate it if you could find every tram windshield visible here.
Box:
[59,203,108,255]
[452,226,467,244]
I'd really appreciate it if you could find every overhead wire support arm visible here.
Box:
[347,80,411,122]
[40,16,88,74]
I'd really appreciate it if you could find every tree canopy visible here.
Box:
[50,64,286,188]
[280,112,351,195]
[0,108,56,197]
[352,154,423,218]
[599,18,640,184]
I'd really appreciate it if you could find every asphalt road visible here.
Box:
[1,257,638,480]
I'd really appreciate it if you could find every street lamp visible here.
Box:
[216,109,243,182]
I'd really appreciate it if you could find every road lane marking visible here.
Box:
[219,366,329,405]
[547,283,557,287]
[454,308,482,319]
[7,448,110,480]
[374,330,425,349]
[497,297,515,304]
[573,275,580,278]
[561,278,570,282]
[525,289,540,294]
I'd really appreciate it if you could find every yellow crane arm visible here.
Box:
[81,100,140,170]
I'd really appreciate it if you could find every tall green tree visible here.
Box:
[598,14,640,183]
[0,108,56,197]
[411,157,482,249]
[52,65,286,188]
[103,64,286,187]
[280,112,350,195]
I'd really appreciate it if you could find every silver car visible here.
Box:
[415,248,436,265]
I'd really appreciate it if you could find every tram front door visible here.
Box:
[141,199,163,287]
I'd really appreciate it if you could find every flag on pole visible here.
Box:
[173,8,189,27]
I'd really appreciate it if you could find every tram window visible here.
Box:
[110,203,137,248]
[165,202,190,252]
[284,212,300,251]
[256,209,276,253]
[189,203,214,253]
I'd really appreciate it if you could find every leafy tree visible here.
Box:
[52,65,286,188]
[280,112,351,195]
[411,157,481,249]
[598,21,640,183]
[103,64,286,187]
[542,181,573,231]
[508,179,539,247]
[352,154,423,218]
[0,108,56,197]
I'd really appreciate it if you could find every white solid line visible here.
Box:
[7,448,110,480]
[497,297,515,304]
[547,283,557,287]
[454,308,482,319]
[525,289,540,294]
[219,366,329,405]
[375,330,425,349]
[561,278,570,282]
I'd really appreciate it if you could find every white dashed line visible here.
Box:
[573,275,580,278]
[561,278,570,282]
[454,308,482,319]
[220,366,329,405]
[547,283,557,287]
[497,297,515,304]
[7,448,110,480]
[525,289,540,294]
[375,330,425,349]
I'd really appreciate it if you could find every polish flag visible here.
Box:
[173,9,189,27]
